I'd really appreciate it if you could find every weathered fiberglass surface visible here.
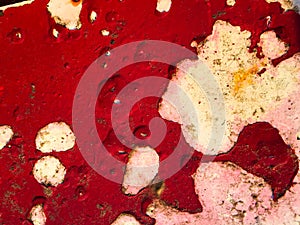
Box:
[0,0,299,224]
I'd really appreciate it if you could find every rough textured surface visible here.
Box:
[259,30,289,59]
[160,20,300,155]
[0,0,35,11]
[47,0,82,30]
[0,125,13,150]
[148,161,300,225]
[29,204,46,225]
[226,0,236,6]
[35,122,75,153]
[122,146,159,195]
[216,122,299,200]
[111,213,141,225]
[0,0,299,224]
[33,156,66,187]
[265,0,294,10]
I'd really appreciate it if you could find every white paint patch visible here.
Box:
[52,28,59,38]
[101,29,110,36]
[194,162,273,224]
[0,125,13,150]
[122,146,159,195]
[33,156,66,187]
[111,213,141,225]
[29,204,46,225]
[265,0,294,11]
[259,31,289,59]
[148,162,300,224]
[0,0,35,12]
[47,0,82,30]
[226,0,236,6]
[156,0,172,12]
[35,121,75,153]
[159,20,300,155]
[89,11,97,23]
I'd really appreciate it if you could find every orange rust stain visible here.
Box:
[71,0,82,7]
[232,65,259,94]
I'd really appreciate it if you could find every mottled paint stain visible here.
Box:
[0,0,299,224]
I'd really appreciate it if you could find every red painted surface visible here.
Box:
[0,0,299,224]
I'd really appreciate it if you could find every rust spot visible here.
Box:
[232,65,258,94]
[71,0,81,7]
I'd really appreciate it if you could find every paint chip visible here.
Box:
[0,125,13,150]
[0,0,35,12]
[35,121,75,153]
[90,11,97,23]
[52,28,59,38]
[111,213,141,225]
[122,146,159,195]
[193,162,273,224]
[159,20,300,155]
[148,160,300,224]
[226,0,236,6]
[156,0,172,12]
[259,30,289,59]
[29,204,46,225]
[264,0,294,11]
[47,0,82,30]
[101,29,110,36]
[33,156,66,187]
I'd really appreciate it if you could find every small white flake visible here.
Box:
[33,156,66,187]
[111,213,141,225]
[52,28,59,38]
[226,0,236,6]
[0,125,13,150]
[101,29,110,36]
[156,0,172,13]
[29,204,46,225]
[47,0,82,30]
[122,146,159,195]
[35,121,75,153]
[89,11,97,23]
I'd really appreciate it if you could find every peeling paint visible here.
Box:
[122,146,159,195]
[156,0,172,12]
[29,204,46,225]
[0,125,13,150]
[52,28,59,38]
[0,0,35,12]
[33,156,66,187]
[35,122,75,153]
[148,161,300,224]
[101,29,110,36]
[194,162,273,224]
[159,20,300,155]
[265,0,294,11]
[226,0,236,6]
[89,11,97,23]
[259,31,289,59]
[47,0,82,30]
[111,213,141,225]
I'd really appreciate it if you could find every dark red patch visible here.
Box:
[216,122,299,200]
